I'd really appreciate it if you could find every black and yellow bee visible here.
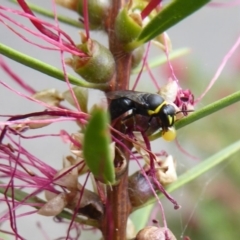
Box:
[106,90,177,140]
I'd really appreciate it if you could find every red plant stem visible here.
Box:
[107,1,132,91]
[82,0,90,39]
[100,1,133,240]
[0,57,35,94]
[141,0,162,20]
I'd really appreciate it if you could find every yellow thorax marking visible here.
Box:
[147,101,167,115]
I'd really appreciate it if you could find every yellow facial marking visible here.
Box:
[168,116,173,125]
[168,115,176,126]
[147,101,167,115]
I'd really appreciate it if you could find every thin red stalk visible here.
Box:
[66,171,91,239]
[48,4,82,113]
[195,32,240,103]
[174,138,199,160]
[131,42,151,91]
[59,47,82,113]
[145,62,161,91]
[4,150,22,239]
[3,137,57,176]
[0,57,35,94]
[162,33,178,82]
[141,0,162,20]
[16,0,79,52]
[0,110,88,143]
[141,132,179,220]
[208,0,240,7]
[83,0,90,39]
[8,132,61,140]
[0,15,58,51]
[36,222,51,240]
[0,6,85,55]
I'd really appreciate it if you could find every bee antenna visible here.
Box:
[176,109,194,114]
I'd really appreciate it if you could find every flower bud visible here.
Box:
[128,172,154,208]
[63,86,88,112]
[115,7,142,44]
[33,89,64,106]
[135,226,176,240]
[66,36,115,84]
[56,0,110,29]
[77,0,111,28]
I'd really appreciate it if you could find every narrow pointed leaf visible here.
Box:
[149,91,240,141]
[133,139,240,211]
[127,0,210,50]
[167,139,240,192]
[83,106,115,184]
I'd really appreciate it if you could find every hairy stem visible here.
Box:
[101,1,132,240]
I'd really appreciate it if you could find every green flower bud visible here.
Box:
[66,36,115,84]
[115,7,142,44]
[77,0,111,28]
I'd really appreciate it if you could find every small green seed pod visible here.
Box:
[66,37,115,84]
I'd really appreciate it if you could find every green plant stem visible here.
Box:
[149,90,240,140]
[0,182,99,227]
[9,0,82,28]
[0,43,107,90]
[133,139,240,211]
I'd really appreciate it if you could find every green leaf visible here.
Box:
[167,139,240,193]
[0,43,108,90]
[132,139,240,211]
[126,0,210,50]
[149,90,240,141]
[83,106,115,184]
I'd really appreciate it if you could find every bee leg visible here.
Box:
[143,116,153,132]
[121,109,136,130]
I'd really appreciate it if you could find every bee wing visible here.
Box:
[106,90,146,102]
[106,90,132,99]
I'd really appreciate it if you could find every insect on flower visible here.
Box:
[106,90,177,141]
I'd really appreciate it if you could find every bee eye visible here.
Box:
[162,127,176,141]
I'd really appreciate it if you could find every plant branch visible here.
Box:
[132,138,240,211]
[149,90,240,140]
[176,90,240,130]
[100,1,133,240]
[0,43,107,90]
